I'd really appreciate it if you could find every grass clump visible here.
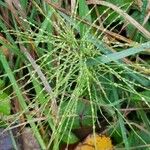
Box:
[0,0,150,150]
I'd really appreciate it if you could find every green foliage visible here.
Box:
[60,100,96,129]
[61,130,79,144]
[0,79,5,89]
[127,10,150,42]
[0,79,10,115]
[79,0,92,36]
[0,0,150,149]
[131,90,150,102]
[97,0,132,24]
[0,90,10,115]
[128,131,150,149]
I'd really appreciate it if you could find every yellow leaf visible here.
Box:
[75,134,113,150]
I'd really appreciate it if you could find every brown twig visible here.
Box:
[20,45,59,124]
[87,0,150,39]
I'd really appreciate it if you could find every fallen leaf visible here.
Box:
[74,134,113,150]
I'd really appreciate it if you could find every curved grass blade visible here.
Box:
[87,41,150,65]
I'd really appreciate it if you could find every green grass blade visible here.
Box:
[0,52,46,149]
[87,42,150,65]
